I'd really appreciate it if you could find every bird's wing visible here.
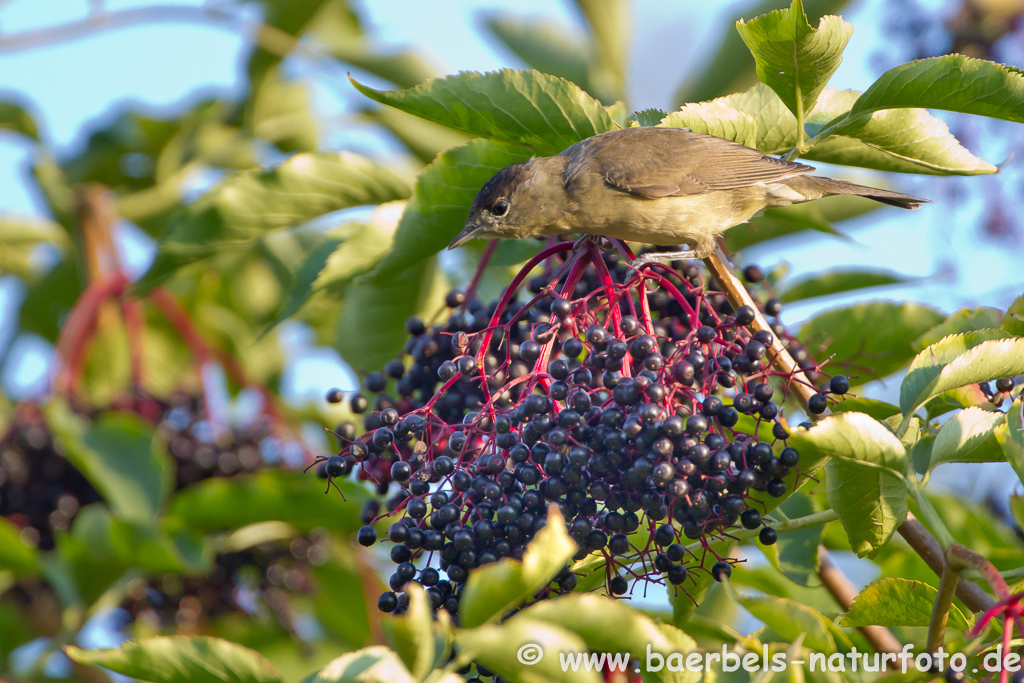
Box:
[580,127,816,198]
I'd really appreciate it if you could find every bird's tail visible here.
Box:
[777,176,929,209]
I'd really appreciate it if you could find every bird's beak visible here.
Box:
[448,223,483,250]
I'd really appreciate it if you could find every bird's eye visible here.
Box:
[492,199,509,217]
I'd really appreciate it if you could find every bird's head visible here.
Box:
[448,161,537,250]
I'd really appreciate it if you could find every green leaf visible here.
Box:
[382,584,449,682]
[250,69,318,153]
[802,88,998,175]
[914,307,1006,351]
[1002,292,1024,337]
[137,152,411,290]
[778,268,908,304]
[517,594,696,673]
[18,257,81,342]
[366,140,534,281]
[674,0,852,105]
[799,302,945,382]
[0,216,70,280]
[245,0,327,89]
[994,398,1024,486]
[846,55,1024,126]
[841,578,970,630]
[459,505,576,628]
[572,0,630,104]
[825,459,908,557]
[311,560,369,649]
[483,14,593,97]
[454,617,600,683]
[660,101,758,147]
[924,384,996,419]
[760,492,822,586]
[0,517,39,575]
[736,0,852,121]
[169,470,368,534]
[690,82,996,174]
[627,108,668,126]
[733,591,848,654]
[66,637,282,683]
[47,403,172,524]
[830,397,900,421]
[309,3,438,89]
[272,202,408,327]
[337,259,446,371]
[350,70,617,154]
[900,329,1024,417]
[0,99,40,140]
[1011,495,1024,529]
[302,647,418,683]
[930,406,1006,468]
[359,107,471,165]
[789,411,908,470]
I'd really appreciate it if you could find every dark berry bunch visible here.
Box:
[157,393,274,489]
[120,531,329,637]
[0,405,102,550]
[316,239,834,619]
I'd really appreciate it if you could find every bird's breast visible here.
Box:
[565,186,767,246]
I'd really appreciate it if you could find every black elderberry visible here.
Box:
[350,394,368,413]
[364,372,387,393]
[695,326,716,343]
[759,527,778,545]
[407,498,427,519]
[744,340,766,360]
[585,324,608,345]
[551,297,573,318]
[743,264,764,283]
[740,508,761,529]
[378,591,399,612]
[445,290,466,307]
[711,561,732,581]
[752,383,773,403]
[718,408,739,427]
[654,524,676,547]
[326,388,344,404]
[389,460,411,482]
[667,564,688,585]
[732,393,754,413]
[829,375,850,395]
[685,415,708,435]
[609,575,629,595]
[734,305,756,326]
[357,526,377,546]
[944,669,965,683]
[325,455,347,478]
[752,330,774,346]
[764,298,782,316]
[608,533,630,554]
[766,478,787,497]
[457,356,478,376]
[807,393,828,415]
[562,337,584,358]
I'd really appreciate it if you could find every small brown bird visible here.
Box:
[448,127,928,265]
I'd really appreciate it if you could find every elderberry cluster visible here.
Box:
[316,244,844,619]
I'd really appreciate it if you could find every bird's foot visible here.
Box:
[627,249,698,269]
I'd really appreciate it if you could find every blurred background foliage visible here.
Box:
[0,0,1022,681]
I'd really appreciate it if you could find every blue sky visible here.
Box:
[0,0,1021,489]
